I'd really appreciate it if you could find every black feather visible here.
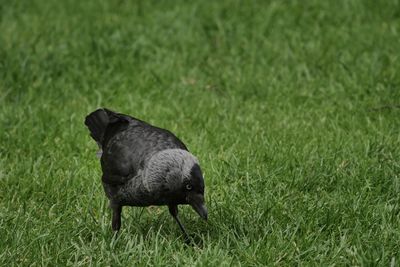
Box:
[84,108,130,147]
[84,109,109,144]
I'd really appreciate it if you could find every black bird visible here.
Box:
[84,108,207,240]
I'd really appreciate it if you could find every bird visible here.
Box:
[84,108,207,241]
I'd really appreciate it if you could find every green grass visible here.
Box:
[1,0,400,265]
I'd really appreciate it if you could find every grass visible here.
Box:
[1,0,400,265]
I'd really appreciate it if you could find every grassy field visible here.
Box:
[1,0,400,265]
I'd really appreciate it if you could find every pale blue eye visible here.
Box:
[186,184,192,190]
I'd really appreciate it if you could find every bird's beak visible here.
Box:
[187,192,208,220]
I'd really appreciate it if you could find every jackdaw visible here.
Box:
[84,108,207,240]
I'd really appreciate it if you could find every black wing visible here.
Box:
[85,108,188,185]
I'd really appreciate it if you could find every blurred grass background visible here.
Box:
[1,0,400,265]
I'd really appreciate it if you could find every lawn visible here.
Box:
[1,0,400,265]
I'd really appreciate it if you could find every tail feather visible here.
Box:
[84,109,110,145]
[85,108,130,147]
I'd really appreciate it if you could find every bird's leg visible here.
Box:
[111,204,122,232]
[168,205,190,243]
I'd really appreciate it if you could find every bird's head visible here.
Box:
[144,149,208,220]
[183,162,207,220]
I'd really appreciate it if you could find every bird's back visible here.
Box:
[85,108,188,184]
[102,120,188,177]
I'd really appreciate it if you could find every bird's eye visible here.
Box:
[186,184,192,190]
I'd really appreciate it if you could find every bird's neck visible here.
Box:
[142,149,197,192]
